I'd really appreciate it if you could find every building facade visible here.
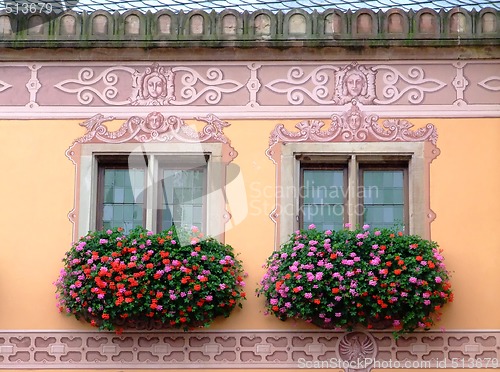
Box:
[0,6,499,371]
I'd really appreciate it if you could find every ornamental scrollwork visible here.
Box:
[69,112,232,146]
[373,65,446,104]
[0,79,12,93]
[171,67,245,105]
[478,76,500,92]
[268,101,438,151]
[54,66,136,105]
[265,66,339,105]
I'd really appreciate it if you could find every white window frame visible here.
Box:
[77,142,226,239]
[278,141,427,244]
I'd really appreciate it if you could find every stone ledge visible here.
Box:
[0,7,498,48]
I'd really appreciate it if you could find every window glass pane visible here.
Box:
[160,167,205,231]
[363,170,405,229]
[101,168,145,234]
[302,169,344,231]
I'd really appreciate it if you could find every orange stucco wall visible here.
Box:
[0,117,499,334]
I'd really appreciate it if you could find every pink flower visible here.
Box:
[435,277,442,283]
[363,224,370,230]
[409,277,417,284]
[374,230,381,236]
[308,224,316,230]
[304,292,312,299]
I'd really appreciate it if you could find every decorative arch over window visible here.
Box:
[66,113,237,241]
[266,101,440,248]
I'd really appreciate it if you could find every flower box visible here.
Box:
[257,225,453,336]
[55,226,246,332]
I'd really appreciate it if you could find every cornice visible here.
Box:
[0,8,498,51]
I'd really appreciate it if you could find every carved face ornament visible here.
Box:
[143,73,167,99]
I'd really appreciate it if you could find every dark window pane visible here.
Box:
[99,167,145,234]
[301,169,344,231]
[362,170,405,229]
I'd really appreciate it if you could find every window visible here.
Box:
[97,156,147,233]
[277,141,429,244]
[298,155,409,231]
[299,159,347,231]
[95,154,208,234]
[77,142,226,239]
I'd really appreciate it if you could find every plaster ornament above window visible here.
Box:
[268,101,438,146]
[334,63,376,105]
[129,63,176,106]
[72,112,232,145]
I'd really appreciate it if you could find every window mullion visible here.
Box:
[348,155,358,229]
[145,154,157,232]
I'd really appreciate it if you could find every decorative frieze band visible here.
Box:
[0,330,498,369]
[0,61,498,119]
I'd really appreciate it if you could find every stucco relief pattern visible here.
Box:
[0,330,498,369]
[0,79,11,93]
[0,61,498,115]
[54,64,246,106]
[267,101,439,147]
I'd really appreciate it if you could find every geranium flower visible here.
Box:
[257,225,453,337]
[55,226,245,332]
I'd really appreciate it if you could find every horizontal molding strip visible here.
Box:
[0,329,498,369]
[0,60,499,115]
[0,105,499,120]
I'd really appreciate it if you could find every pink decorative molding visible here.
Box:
[267,101,438,146]
[66,113,237,240]
[0,61,498,118]
[0,330,498,369]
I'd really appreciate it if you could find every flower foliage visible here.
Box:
[257,225,453,335]
[55,226,246,332]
